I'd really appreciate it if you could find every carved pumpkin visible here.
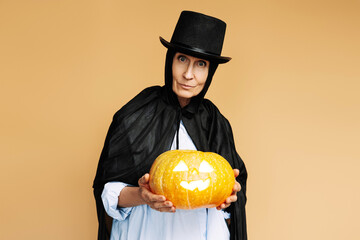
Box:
[149,150,235,209]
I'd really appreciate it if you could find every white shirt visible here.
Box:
[102,121,230,240]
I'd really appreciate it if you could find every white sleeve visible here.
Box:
[101,182,133,221]
[222,210,231,219]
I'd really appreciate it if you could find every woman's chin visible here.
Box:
[176,91,194,100]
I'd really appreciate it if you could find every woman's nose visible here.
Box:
[183,64,194,79]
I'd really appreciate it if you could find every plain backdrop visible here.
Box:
[1,0,359,239]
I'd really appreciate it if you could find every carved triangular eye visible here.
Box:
[173,160,189,171]
[199,161,214,173]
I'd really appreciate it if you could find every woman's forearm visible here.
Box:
[118,186,145,207]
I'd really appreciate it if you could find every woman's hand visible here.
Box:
[138,173,176,212]
[216,169,241,210]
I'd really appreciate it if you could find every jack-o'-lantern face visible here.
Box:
[172,160,214,191]
[149,150,235,209]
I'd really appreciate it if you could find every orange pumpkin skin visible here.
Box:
[149,150,235,209]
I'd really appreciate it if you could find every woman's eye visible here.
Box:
[197,61,206,67]
[178,56,187,62]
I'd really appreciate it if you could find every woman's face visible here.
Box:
[172,52,210,107]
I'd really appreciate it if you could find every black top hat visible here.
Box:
[160,11,231,64]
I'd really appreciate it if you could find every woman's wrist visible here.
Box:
[118,186,146,208]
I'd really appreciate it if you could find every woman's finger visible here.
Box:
[216,194,238,210]
[156,206,176,213]
[149,200,175,212]
[152,200,173,209]
[149,193,166,202]
[233,181,241,192]
[141,187,165,202]
[233,169,239,177]
[217,203,230,210]
[226,195,237,204]
[138,173,150,186]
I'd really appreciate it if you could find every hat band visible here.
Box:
[171,41,220,57]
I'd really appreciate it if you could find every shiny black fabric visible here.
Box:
[93,50,247,240]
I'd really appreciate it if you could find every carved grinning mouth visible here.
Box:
[180,179,210,191]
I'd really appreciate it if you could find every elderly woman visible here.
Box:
[93,11,247,240]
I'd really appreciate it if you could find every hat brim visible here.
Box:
[160,37,231,64]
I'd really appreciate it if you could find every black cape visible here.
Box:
[93,50,247,240]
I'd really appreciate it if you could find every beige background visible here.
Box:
[1,0,359,239]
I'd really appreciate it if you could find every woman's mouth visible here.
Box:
[179,83,194,89]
